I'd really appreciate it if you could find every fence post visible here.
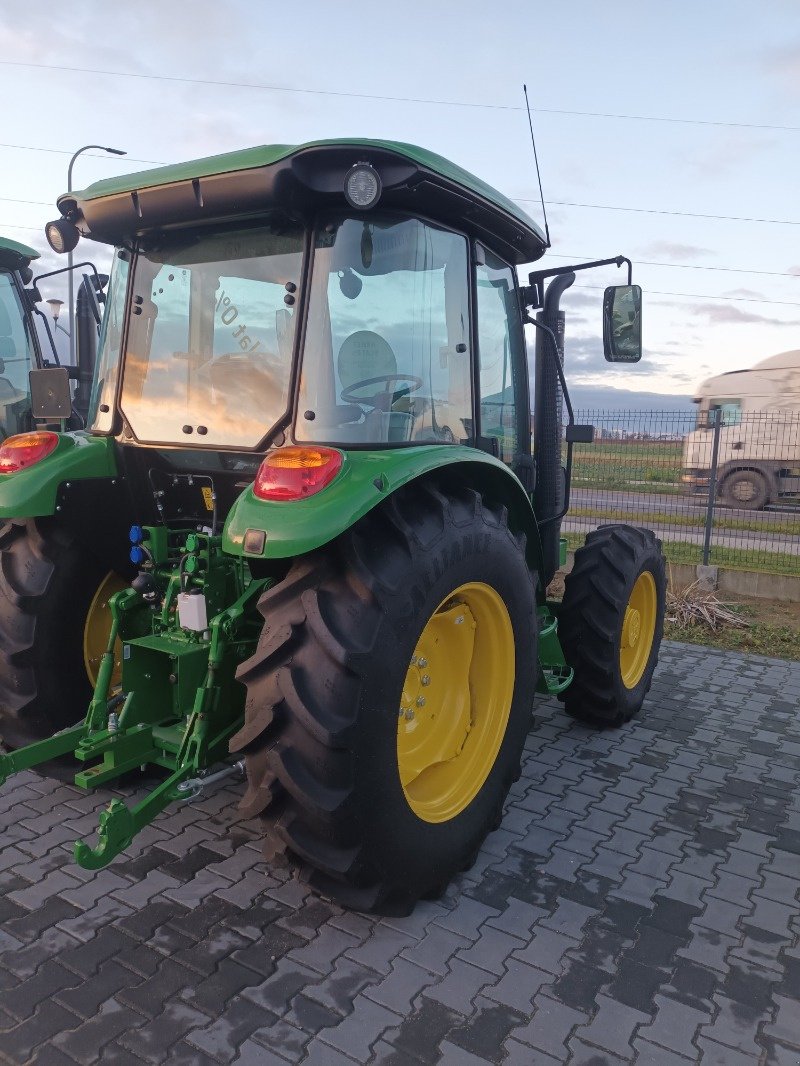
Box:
[702,406,722,566]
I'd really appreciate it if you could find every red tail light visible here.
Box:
[254,446,343,502]
[0,432,59,474]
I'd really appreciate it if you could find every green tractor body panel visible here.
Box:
[0,433,117,517]
[224,444,545,574]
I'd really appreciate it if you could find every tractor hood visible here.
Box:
[55,139,547,267]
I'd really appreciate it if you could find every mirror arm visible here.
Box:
[32,261,106,296]
[522,255,632,309]
[31,305,62,367]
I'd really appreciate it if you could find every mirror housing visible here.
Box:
[29,367,72,421]
[603,284,642,362]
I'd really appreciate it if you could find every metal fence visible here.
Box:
[563,409,800,576]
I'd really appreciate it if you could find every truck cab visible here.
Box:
[684,350,800,508]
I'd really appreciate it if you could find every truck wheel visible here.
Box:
[232,482,538,914]
[558,524,666,727]
[0,518,120,749]
[720,469,769,510]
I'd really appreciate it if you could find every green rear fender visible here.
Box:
[223,445,544,577]
[0,433,117,518]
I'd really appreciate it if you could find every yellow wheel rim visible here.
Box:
[397,581,515,824]
[83,571,126,686]
[619,571,657,690]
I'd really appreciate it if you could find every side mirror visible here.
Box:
[603,284,642,363]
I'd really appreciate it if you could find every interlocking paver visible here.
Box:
[508,994,588,1059]
[1,643,798,1064]
[400,923,472,977]
[317,993,402,1063]
[51,998,145,1064]
[573,993,650,1059]
[454,925,526,975]
[362,955,439,1013]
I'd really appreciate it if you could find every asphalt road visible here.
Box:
[570,488,800,522]
[567,489,800,557]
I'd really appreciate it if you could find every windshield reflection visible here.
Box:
[121,221,304,448]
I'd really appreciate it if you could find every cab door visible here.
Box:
[474,244,532,487]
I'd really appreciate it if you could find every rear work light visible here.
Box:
[254,446,343,502]
[0,432,59,474]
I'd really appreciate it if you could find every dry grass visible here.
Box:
[665,577,749,631]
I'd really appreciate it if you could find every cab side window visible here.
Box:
[475,248,525,464]
[710,400,742,427]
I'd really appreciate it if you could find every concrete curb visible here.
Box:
[561,552,800,602]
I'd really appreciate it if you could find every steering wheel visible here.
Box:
[340,374,424,411]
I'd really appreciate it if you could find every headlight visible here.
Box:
[45,218,80,255]
[344,163,382,210]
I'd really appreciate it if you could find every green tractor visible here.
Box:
[0,141,665,913]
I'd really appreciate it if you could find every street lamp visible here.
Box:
[66,144,126,364]
[46,298,65,328]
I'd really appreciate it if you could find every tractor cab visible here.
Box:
[45,142,561,534]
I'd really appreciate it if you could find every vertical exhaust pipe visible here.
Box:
[533,271,575,586]
[74,275,100,422]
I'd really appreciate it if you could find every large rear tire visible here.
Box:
[0,518,115,749]
[232,481,538,914]
[558,524,666,727]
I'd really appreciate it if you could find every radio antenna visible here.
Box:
[523,84,551,248]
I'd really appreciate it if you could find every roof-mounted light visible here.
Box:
[45,218,80,255]
[344,163,382,210]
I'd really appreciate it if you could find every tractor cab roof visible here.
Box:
[0,236,39,271]
[57,139,547,266]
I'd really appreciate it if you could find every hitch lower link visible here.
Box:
[0,536,266,871]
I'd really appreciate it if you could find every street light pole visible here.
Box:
[66,144,126,365]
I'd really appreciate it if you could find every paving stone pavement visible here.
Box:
[1,641,799,1065]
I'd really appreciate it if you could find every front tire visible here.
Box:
[558,525,666,727]
[231,481,538,914]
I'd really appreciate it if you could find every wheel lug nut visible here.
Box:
[417,657,428,668]
[421,675,431,686]
[416,696,426,707]
[455,615,464,625]
[405,709,415,720]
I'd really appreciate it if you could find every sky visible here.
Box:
[0,0,798,405]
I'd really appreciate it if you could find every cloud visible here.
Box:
[759,42,800,93]
[637,242,712,262]
[686,302,800,326]
[686,132,774,179]
[559,290,603,310]
[722,287,767,300]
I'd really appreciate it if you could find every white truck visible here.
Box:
[682,349,800,509]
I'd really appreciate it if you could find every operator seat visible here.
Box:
[334,330,415,443]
